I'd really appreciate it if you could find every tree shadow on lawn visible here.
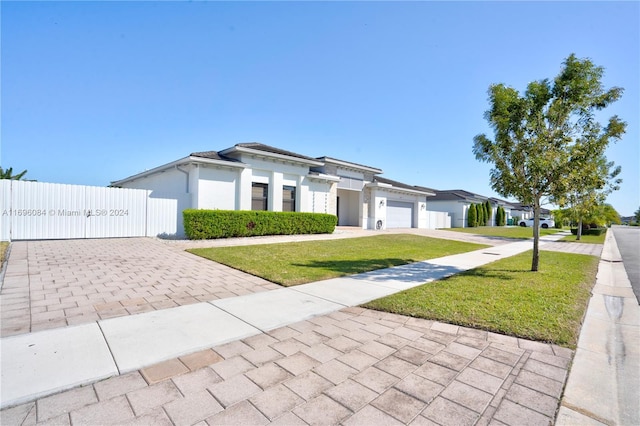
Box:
[457,267,535,282]
[291,258,413,275]
[293,259,468,286]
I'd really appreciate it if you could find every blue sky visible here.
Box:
[2,1,638,216]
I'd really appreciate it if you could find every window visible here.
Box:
[283,185,296,212]
[252,183,268,211]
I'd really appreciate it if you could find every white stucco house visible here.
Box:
[112,143,439,234]
[424,190,488,228]
[509,203,553,223]
[424,190,516,228]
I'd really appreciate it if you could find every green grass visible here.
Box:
[0,241,8,265]
[560,233,606,244]
[447,226,562,239]
[189,234,487,286]
[363,250,598,348]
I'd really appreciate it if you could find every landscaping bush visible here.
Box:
[496,206,506,226]
[484,201,491,226]
[467,204,477,227]
[183,210,337,240]
[477,203,485,227]
[570,227,607,236]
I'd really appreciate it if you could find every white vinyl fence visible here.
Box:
[425,210,451,229]
[1,180,190,241]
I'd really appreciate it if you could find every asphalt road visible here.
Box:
[612,226,640,305]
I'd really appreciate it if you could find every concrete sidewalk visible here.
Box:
[1,229,631,426]
[556,230,640,426]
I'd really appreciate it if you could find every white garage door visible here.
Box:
[387,201,414,228]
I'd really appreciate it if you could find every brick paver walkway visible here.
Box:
[0,238,280,337]
[1,307,572,426]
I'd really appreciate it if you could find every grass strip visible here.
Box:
[189,234,487,286]
[0,241,8,265]
[446,227,562,239]
[362,250,598,348]
[560,233,606,244]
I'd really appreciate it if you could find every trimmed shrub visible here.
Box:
[183,210,337,240]
[484,201,491,226]
[495,206,504,226]
[467,204,477,228]
[570,227,607,236]
[477,203,484,227]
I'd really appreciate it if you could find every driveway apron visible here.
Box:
[0,238,280,337]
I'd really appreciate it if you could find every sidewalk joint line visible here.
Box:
[96,320,122,376]
[205,301,269,334]
[288,286,350,308]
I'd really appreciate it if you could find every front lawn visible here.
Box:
[447,226,562,239]
[560,233,606,244]
[363,250,598,348]
[189,234,487,286]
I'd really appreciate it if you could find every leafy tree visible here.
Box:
[599,204,621,226]
[0,167,28,180]
[554,142,622,239]
[476,202,484,227]
[473,54,626,271]
[635,207,640,224]
[467,203,477,228]
[551,209,566,228]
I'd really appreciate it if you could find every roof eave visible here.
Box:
[319,157,383,174]
[111,156,247,186]
[221,146,325,167]
[366,182,433,196]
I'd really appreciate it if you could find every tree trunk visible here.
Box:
[576,218,583,241]
[531,200,541,272]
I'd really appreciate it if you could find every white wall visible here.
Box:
[304,180,333,214]
[338,189,361,226]
[425,211,452,229]
[197,167,238,210]
[428,200,467,228]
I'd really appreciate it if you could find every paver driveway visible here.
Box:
[0,238,280,337]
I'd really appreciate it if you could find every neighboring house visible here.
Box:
[510,203,552,222]
[489,197,516,224]
[112,143,438,233]
[423,189,491,228]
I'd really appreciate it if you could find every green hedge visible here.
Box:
[570,228,607,236]
[183,210,338,240]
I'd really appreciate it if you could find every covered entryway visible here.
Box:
[386,200,414,228]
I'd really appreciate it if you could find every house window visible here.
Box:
[252,183,268,211]
[283,186,296,212]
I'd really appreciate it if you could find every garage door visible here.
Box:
[386,201,414,228]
